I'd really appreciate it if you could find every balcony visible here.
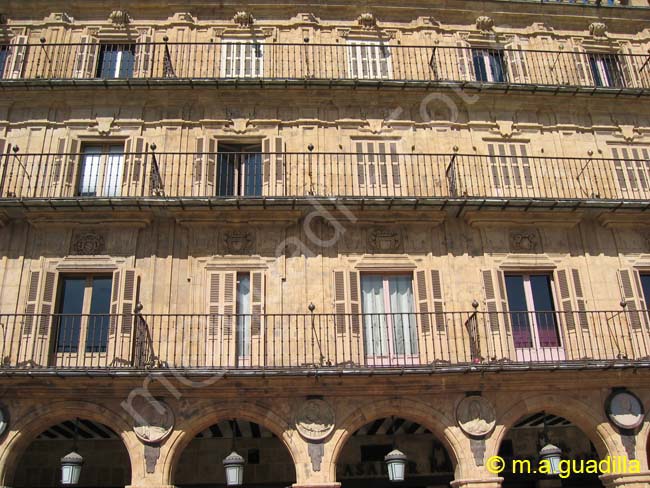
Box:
[1,310,648,373]
[2,150,650,206]
[2,42,649,94]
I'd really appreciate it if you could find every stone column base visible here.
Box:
[451,478,503,488]
[292,484,341,488]
[600,472,650,488]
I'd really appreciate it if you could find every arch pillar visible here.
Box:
[600,472,650,487]
[450,477,503,488]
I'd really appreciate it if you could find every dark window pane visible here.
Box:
[243,153,262,196]
[489,51,505,82]
[56,277,85,353]
[0,47,8,79]
[640,275,650,311]
[97,45,135,78]
[472,50,488,82]
[217,153,236,196]
[505,275,532,348]
[86,276,112,353]
[530,275,560,348]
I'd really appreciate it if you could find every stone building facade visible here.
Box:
[0,0,650,487]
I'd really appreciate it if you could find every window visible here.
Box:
[639,274,650,311]
[56,275,112,354]
[0,45,8,79]
[217,143,263,196]
[472,49,506,82]
[588,52,624,88]
[97,44,135,78]
[347,41,391,79]
[236,273,251,359]
[487,143,533,192]
[78,144,125,197]
[611,146,650,195]
[361,274,417,360]
[354,141,401,191]
[221,39,263,78]
[505,274,561,350]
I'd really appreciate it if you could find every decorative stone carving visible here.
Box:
[95,117,114,136]
[144,444,160,473]
[44,12,72,24]
[618,124,637,143]
[223,230,255,254]
[589,22,607,37]
[456,395,496,438]
[476,16,494,32]
[70,231,105,255]
[357,13,377,30]
[606,390,644,430]
[108,10,131,25]
[308,442,324,471]
[509,230,538,252]
[470,438,486,466]
[131,397,175,444]
[368,227,401,252]
[233,11,254,27]
[295,399,335,441]
[0,405,8,438]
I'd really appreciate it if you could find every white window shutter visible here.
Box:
[571,269,589,331]
[73,35,99,79]
[206,137,218,194]
[617,268,647,330]
[556,269,576,331]
[349,271,361,335]
[64,138,80,193]
[109,270,121,338]
[504,40,530,84]
[481,269,509,333]
[4,35,28,79]
[193,136,217,196]
[456,40,474,82]
[208,272,221,338]
[250,270,265,336]
[222,272,237,336]
[120,269,137,335]
[333,270,347,335]
[572,45,593,86]
[37,271,56,338]
[619,45,642,89]
[430,270,445,332]
[135,34,154,78]
[23,270,41,337]
[124,136,146,196]
[415,270,431,334]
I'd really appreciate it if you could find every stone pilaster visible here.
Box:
[600,472,650,488]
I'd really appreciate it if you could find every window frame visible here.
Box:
[96,43,136,79]
[471,48,506,83]
[346,39,392,80]
[77,142,126,197]
[220,38,264,78]
[587,51,624,88]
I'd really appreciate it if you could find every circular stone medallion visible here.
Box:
[131,397,175,444]
[295,399,335,441]
[456,396,496,438]
[606,390,645,430]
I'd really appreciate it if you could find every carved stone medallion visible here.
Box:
[367,227,401,252]
[456,396,496,438]
[509,230,538,253]
[70,231,105,255]
[131,397,175,444]
[223,230,255,254]
[606,390,645,430]
[295,399,335,441]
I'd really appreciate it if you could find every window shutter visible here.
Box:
[109,270,121,337]
[456,40,474,82]
[250,270,265,336]
[64,138,80,189]
[73,35,99,79]
[135,34,154,78]
[37,271,56,337]
[262,137,271,189]
[481,269,508,333]
[349,271,360,335]
[571,269,589,331]
[194,136,205,191]
[208,272,221,337]
[120,269,136,334]
[23,270,41,336]
[572,46,592,86]
[556,269,576,331]
[274,136,284,184]
[52,137,67,185]
[518,144,533,187]
[124,137,146,196]
[617,268,646,330]
[504,41,529,84]
[4,35,28,79]
[415,270,431,334]
[430,270,445,332]
[611,147,627,192]
[348,43,360,78]
[619,45,641,89]
[389,141,401,187]
[206,137,218,193]
[355,141,366,186]
[333,270,347,334]
[222,272,236,336]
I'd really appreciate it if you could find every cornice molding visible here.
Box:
[465,211,583,228]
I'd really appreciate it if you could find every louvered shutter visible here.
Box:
[73,35,99,79]
[250,271,265,336]
[262,137,271,192]
[375,141,389,187]
[504,41,529,84]
[556,269,576,331]
[222,272,236,336]
[64,138,80,194]
[518,144,533,187]
[194,137,205,194]
[618,269,646,330]
[456,40,474,82]
[37,272,55,338]
[123,136,146,196]
[572,45,593,86]
[619,45,641,89]
[206,137,217,195]
[482,269,509,333]
[612,147,627,194]
[193,136,217,196]
[134,34,153,78]
[120,269,136,334]
[430,270,445,332]
[333,270,347,334]
[109,270,121,337]
[571,269,589,331]
[415,270,431,334]
[51,137,67,194]
[207,271,237,367]
[273,136,284,186]
[4,35,28,79]
[23,270,41,336]
[349,271,360,335]
[208,273,221,337]
[389,141,400,187]
[487,144,501,190]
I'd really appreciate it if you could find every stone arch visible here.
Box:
[0,400,141,486]
[486,393,621,462]
[161,400,300,486]
[328,398,468,482]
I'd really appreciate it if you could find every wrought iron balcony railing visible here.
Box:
[2,150,650,203]
[1,310,648,371]
[2,42,649,92]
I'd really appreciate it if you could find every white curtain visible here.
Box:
[361,275,388,356]
[236,275,251,357]
[388,276,417,355]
